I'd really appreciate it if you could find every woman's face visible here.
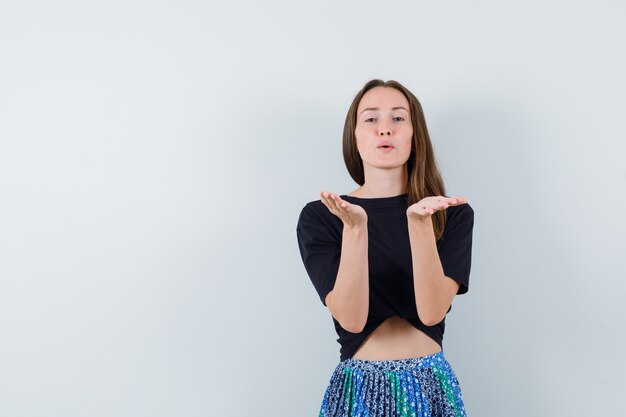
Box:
[354,86,413,170]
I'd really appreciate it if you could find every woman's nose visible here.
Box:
[378,127,392,136]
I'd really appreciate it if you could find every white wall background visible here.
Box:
[1,1,624,416]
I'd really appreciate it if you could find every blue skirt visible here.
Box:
[318,350,467,417]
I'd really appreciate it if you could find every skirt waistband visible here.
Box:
[338,350,447,373]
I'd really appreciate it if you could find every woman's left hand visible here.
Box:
[406,196,468,221]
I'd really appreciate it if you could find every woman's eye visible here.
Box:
[364,116,405,123]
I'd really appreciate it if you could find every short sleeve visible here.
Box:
[296,203,342,306]
[437,203,474,295]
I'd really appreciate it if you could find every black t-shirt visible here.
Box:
[295,192,474,361]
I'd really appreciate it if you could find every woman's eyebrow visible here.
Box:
[359,106,408,115]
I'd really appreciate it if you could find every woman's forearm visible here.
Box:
[407,217,450,326]
[328,224,369,333]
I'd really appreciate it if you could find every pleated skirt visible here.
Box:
[318,350,467,417]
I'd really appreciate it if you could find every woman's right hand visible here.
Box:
[320,191,367,228]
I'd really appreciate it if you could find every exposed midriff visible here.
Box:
[351,316,442,360]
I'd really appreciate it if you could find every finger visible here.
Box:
[330,193,348,210]
[429,203,446,214]
[320,191,336,211]
[334,194,349,209]
[439,198,458,207]
[320,195,331,209]
[321,191,336,203]
[324,192,340,211]
[448,196,467,204]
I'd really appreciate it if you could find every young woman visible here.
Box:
[296,79,474,416]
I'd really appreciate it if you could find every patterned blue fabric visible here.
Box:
[318,351,467,417]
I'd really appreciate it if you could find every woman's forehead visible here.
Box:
[358,87,409,112]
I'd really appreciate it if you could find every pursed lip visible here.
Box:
[377,141,394,148]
